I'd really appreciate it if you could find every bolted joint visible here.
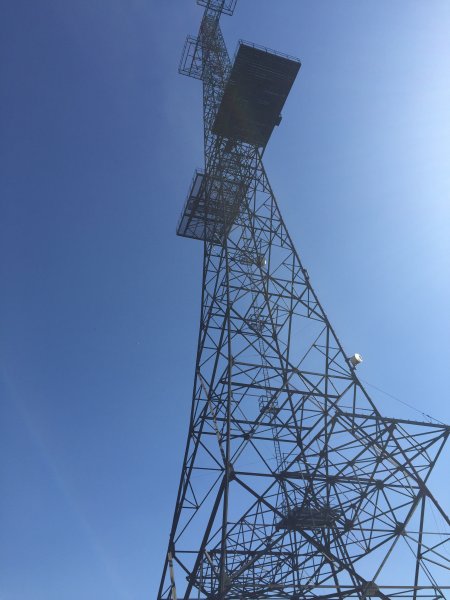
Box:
[226,461,236,480]
[394,521,407,535]
[361,581,381,598]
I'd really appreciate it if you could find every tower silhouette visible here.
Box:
[158,2,450,598]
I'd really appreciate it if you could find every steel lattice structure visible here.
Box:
[158,2,450,598]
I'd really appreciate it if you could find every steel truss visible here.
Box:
[158,2,450,598]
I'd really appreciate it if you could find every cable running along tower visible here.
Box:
[158,2,450,598]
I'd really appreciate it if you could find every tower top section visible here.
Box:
[197,0,237,16]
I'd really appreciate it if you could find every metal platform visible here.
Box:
[275,505,341,531]
[179,36,203,80]
[177,170,245,242]
[212,41,301,147]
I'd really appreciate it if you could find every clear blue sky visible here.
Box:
[1,1,449,599]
